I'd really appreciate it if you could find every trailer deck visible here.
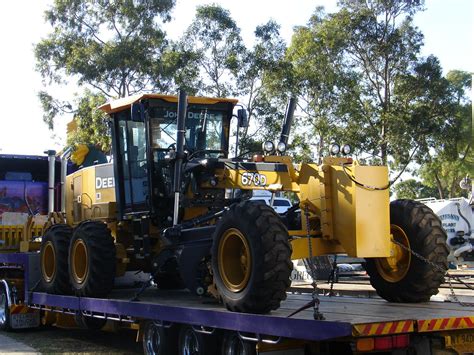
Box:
[2,251,474,353]
[27,288,474,340]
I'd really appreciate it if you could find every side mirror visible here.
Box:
[131,103,145,122]
[237,108,249,128]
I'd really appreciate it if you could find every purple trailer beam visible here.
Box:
[2,252,352,342]
[30,292,351,342]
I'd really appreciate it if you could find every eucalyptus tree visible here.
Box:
[181,4,244,97]
[283,0,433,167]
[35,0,176,130]
[418,70,472,198]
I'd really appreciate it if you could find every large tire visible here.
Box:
[178,325,217,355]
[212,201,292,313]
[365,199,448,302]
[40,224,72,294]
[69,221,116,297]
[0,283,10,331]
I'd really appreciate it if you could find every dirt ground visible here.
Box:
[3,326,143,354]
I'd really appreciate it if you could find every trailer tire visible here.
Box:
[40,224,72,294]
[365,199,448,302]
[212,201,292,314]
[178,325,216,355]
[69,221,116,297]
[221,331,256,355]
[142,321,178,355]
[0,283,11,331]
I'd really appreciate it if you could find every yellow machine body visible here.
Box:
[79,93,392,261]
[65,162,117,225]
[212,156,391,259]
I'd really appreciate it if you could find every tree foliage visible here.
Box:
[35,0,177,131]
[418,70,472,198]
[66,90,111,152]
[393,179,440,200]
[181,4,244,97]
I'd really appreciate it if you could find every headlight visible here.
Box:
[262,141,274,153]
[342,144,351,155]
[276,141,287,153]
[329,143,340,155]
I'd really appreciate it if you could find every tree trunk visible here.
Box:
[434,172,445,199]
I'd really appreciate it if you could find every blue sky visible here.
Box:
[0,0,471,155]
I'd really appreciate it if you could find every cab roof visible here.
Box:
[99,93,239,114]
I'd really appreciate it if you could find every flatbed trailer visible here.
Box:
[1,252,473,354]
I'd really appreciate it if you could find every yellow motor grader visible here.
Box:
[38,90,448,313]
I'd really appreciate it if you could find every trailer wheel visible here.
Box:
[69,221,116,297]
[142,321,178,355]
[221,331,256,355]
[365,199,448,302]
[178,325,216,355]
[40,224,72,294]
[0,283,10,331]
[212,201,292,313]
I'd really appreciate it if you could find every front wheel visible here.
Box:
[365,199,448,302]
[212,201,292,313]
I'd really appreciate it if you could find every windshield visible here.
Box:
[149,105,225,153]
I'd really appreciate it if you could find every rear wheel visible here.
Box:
[69,221,116,297]
[0,283,10,331]
[178,325,216,355]
[365,199,448,302]
[212,201,292,313]
[40,224,72,294]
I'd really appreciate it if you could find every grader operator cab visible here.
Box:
[38,90,448,314]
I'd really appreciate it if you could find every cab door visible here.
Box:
[111,109,150,218]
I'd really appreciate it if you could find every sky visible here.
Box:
[0,0,472,156]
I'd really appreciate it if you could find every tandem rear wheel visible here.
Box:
[39,221,116,298]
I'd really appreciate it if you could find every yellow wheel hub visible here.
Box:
[42,241,56,282]
[218,228,252,292]
[71,239,89,284]
[375,225,411,283]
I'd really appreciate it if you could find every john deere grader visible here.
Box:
[36,90,448,314]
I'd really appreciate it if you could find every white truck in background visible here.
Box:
[421,197,473,268]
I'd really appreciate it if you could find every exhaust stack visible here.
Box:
[173,89,187,226]
[44,150,56,213]
[279,97,297,146]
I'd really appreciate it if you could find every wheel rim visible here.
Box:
[144,322,161,353]
[42,241,56,282]
[182,328,199,355]
[218,228,252,292]
[71,239,89,284]
[375,225,411,283]
[0,289,7,326]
